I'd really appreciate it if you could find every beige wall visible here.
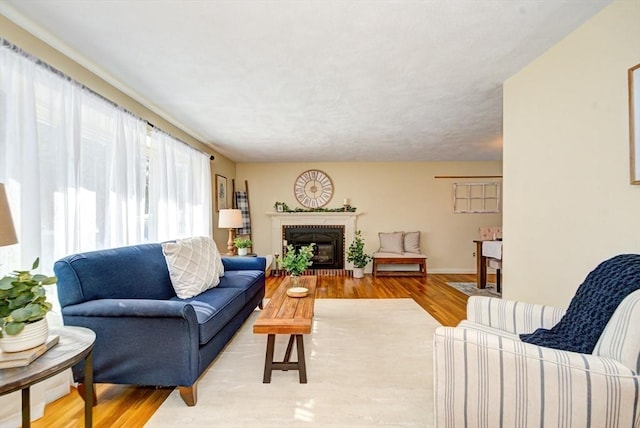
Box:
[211,159,238,250]
[0,13,238,247]
[237,162,502,272]
[503,0,640,307]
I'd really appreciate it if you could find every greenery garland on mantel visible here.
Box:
[273,202,356,213]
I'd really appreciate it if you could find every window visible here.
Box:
[453,182,501,213]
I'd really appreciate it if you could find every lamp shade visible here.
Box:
[0,183,18,247]
[218,209,243,229]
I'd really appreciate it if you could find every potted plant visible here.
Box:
[277,243,315,286]
[233,237,252,256]
[0,258,56,352]
[347,230,372,279]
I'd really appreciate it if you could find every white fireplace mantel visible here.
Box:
[267,212,363,269]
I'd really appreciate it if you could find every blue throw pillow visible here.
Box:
[520,254,640,353]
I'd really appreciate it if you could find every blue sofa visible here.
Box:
[54,243,266,406]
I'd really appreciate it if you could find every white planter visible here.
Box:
[237,248,248,256]
[353,267,364,279]
[0,318,49,353]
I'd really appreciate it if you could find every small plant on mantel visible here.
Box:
[347,230,373,269]
[272,201,356,213]
[273,202,291,212]
[278,243,316,277]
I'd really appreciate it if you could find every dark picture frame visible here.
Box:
[215,174,228,211]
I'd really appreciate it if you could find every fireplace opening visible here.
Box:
[283,225,345,270]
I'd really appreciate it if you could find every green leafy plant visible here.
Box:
[346,230,373,268]
[233,237,252,249]
[278,243,316,276]
[0,258,56,337]
[272,201,356,213]
[273,201,291,212]
[288,206,357,213]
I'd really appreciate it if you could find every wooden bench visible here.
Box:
[372,253,427,277]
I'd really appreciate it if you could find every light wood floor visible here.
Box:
[32,273,482,428]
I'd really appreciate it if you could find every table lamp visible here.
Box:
[218,209,243,255]
[0,183,18,247]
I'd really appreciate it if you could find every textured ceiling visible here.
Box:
[1,1,611,162]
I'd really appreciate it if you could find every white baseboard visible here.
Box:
[428,268,498,274]
[428,268,477,274]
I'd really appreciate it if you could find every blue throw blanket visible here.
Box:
[520,254,640,353]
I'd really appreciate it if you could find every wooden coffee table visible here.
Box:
[253,275,317,383]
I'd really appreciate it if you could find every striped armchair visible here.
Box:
[434,292,640,427]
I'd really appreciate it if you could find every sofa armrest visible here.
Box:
[467,296,565,334]
[61,299,201,386]
[61,298,197,320]
[222,256,266,272]
[466,295,566,334]
[434,325,640,427]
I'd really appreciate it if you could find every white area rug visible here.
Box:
[145,299,437,427]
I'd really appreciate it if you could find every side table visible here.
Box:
[0,326,96,427]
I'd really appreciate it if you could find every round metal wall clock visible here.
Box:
[294,169,334,208]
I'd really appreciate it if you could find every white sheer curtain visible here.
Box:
[0,39,213,426]
[147,128,212,242]
[0,40,212,271]
[0,40,148,427]
[0,43,147,272]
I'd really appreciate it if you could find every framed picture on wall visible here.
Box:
[215,174,228,211]
[630,63,640,185]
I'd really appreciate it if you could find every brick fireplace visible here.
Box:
[283,225,345,269]
[268,212,362,272]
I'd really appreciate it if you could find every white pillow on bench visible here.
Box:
[378,231,421,254]
[378,232,404,254]
[403,231,421,254]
